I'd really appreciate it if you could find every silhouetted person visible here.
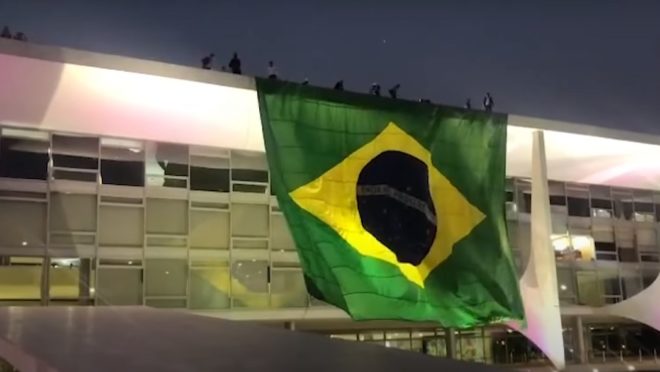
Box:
[302,78,309,86]
[267,60,278,79]
[229,52,242,74]
[14,32,27,41]
[370,83,381,96]
[334,80,344,91]
[201,53,214,70]
[483,92,494,112]
[1,26,11,38]
[388,84,400,99]
[465,98,472,110]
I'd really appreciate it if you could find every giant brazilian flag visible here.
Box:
[257,79,523,328]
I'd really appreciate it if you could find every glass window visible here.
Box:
[618,247,638,263]
[565,185,590,217]
[230,150,268,193]
[232,169,268,183]
[270,214,296,251]
[458,329,487,363]
[549,195,566,206]
[634,190,655,222]
[424,334,448,357]
[385,331,412,350]
[190,155,230,192]
[51,134,98,169]
[146,198,188,235]
[593,241,617,261]
[145,259,187,297]
[567,198,590,217]
[99,206,144,247]
[600,270,622,304]
[270,268,307,308]
[231,204,269,237]
[0,128,49,180]
[590,185,612,209]
[145,142,188,188]
[96,266,143,305]
[50,193,97,232]
[557,267,577,304]
[0,200,46,248]
[190,210,229,249]
[48,258,94,305]
[519,191,532,214]
[100,138,144,186]
[189,260,230,309]
[613,189,634,221]
[51,134,99,182]
[642,269,659,289]
[576,269,603,306]
[0,256,42,305]
[231,260,269,308]
[548,181,566,206]
[620,270,643,299]
[411,330,436,354]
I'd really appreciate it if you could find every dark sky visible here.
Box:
[2,0,660,134]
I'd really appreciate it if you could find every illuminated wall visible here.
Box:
[0,53,263,151]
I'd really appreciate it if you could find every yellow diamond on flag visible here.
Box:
[289,122,486,288]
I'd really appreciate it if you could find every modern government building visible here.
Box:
[1,38,660,371]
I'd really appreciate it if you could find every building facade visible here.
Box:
[1,39,660,371]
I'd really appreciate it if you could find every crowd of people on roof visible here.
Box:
[200,51,496,112]
[0,27,496,112]
[1,25,27,41]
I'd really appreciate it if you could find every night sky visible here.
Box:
[2,0,660,134]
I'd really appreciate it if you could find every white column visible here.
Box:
[445,328,457,359]
[575,316,586,364]
[509,130,566,370]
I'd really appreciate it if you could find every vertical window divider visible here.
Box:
[228,149,234,308]
[186,145,192,310]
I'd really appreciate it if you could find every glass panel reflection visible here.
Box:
[0,256,42,305]
[231,260,269,308]
[190,262,230,310]
[270,269,307,308]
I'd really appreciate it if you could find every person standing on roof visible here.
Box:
[388,84,400,99]
[229,52,242,75]
[267,60,278,79]
[483,92,494,112]
[1,26,12,38]
[201,53,214,69]
[370,83,381,96]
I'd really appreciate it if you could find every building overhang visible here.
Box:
[2,39,660,189]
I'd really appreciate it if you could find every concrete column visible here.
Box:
[445,328,457,359]
[509,130,566,370]
[574,316,587,363]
